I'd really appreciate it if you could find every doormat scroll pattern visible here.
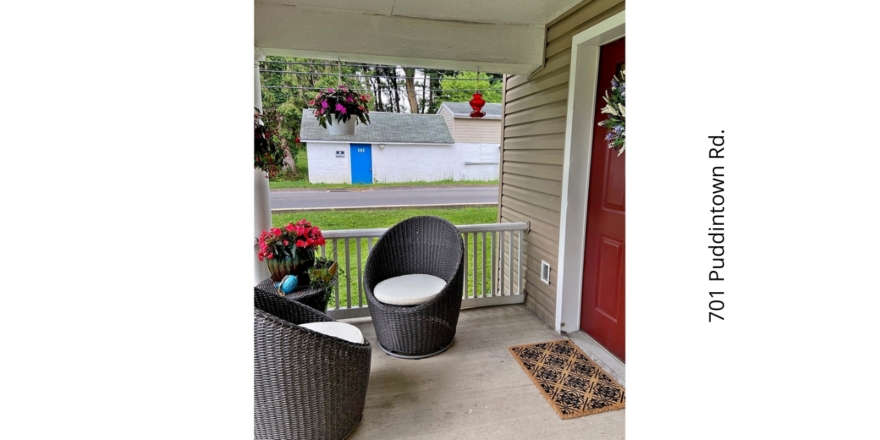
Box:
[508,340,625,419]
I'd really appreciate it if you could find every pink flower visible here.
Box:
[296,240,306,248]
[267,253,274,259]
[335,103,345,112]
[327,88,334,93]
[270,228,282,236]
[283,240,289,246]
[321,101,329,109]
[285,223,295,232]
[309,100,315,106]
[346,95,354,102]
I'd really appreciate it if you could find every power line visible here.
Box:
[259,59,394,68]
[258,59,504,74]
[263,85,501,92]
[259,69,497,81]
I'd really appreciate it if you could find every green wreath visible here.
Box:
[597,70,625,156]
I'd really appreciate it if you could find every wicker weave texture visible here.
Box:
[363,216,465,357]
[254,288,371,440]
[255,277,334,313]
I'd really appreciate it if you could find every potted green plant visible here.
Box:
[307,257,344,307]
[257,219,325,283]
[308,257,340,284]
[311,85,371,135]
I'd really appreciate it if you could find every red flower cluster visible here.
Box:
[257,219,326,261]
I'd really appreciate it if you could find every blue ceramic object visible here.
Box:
[277,274,298,294]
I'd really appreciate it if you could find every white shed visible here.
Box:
[300,110,500,184]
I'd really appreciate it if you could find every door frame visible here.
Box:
[555,12,625,333]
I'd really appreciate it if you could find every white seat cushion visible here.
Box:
[300,322,365,344]
[373,274,447,306]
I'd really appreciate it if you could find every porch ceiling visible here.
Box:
[254,0,584,74]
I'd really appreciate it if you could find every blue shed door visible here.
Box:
[350,144,372,184]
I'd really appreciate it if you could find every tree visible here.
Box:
[438,71,503,104]
[403,67,419,113]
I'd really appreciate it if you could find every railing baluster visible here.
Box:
[344,238,351,308]
[508,230,513,296]
[518,230,523,296]
[481,231,486,298]
[356,238,363,306]
[472,232,477,299]
[463,233,469,298]
[499,230,505,296]
[321,244,326,259]
[332,239,339,310]
[491,231,496,298]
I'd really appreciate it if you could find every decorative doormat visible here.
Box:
[509,340,625,419]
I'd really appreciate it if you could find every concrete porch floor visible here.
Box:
[343,305,625,439]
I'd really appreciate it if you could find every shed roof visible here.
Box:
[439,102,503,120]
[300,111,454,144]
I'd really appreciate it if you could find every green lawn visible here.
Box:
[269,150,498,189]
[273,207,499,309]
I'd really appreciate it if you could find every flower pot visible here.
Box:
[266,247,315,284]
[311,261,338,284]
[326,116,356,135]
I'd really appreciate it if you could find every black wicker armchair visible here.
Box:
[363,216,465,359]
[254,288,371,440]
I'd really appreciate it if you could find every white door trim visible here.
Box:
[555,12,625,333]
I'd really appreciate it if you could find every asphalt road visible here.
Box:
[270,185,498,210]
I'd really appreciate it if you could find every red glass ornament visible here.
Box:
[469,93,486,118]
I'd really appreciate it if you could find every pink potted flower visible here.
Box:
[313,88,371,135]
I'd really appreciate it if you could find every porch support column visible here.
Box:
[254,47,271,284]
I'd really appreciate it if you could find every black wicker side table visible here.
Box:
[255,277,335,313]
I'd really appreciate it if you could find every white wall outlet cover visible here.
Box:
[540,260,551,285]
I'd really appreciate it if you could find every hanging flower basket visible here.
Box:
[597,70,625,156]
[311,86,371,135]
[254,108,290,178]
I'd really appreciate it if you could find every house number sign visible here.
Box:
[336,150,345,157]
[357,148,365,153]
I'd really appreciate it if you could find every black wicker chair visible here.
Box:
[363,216,465,359]
[254,288,371,440]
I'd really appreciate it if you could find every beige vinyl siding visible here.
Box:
[499,0,625,327]
[452,119,502,144]
[438,106,455,137]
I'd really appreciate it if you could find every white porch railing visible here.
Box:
[318,222,529,319]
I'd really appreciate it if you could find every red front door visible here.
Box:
[580,37,625,362]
